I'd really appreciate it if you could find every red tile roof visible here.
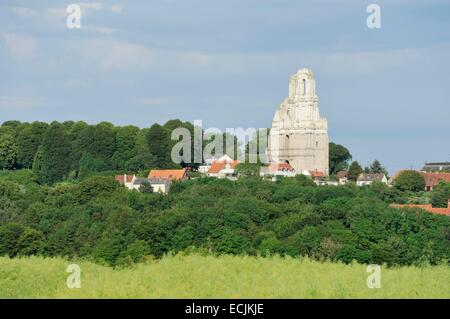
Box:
[208,159,239,174]
[420,172,450,188]
[309,170,325,178]
[148,168,188,181]
[336,171,347,178]
[115,174,134,184]
[390,203,450,216]
[265,162,295,173]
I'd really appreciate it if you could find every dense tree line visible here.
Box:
[1,120,353,184]
[0,170,448,267]
[0,120,195,184]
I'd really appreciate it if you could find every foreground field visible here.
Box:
[0,254,449,298]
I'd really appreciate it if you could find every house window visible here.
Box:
[316,141,319,147]
[302,79,306,95]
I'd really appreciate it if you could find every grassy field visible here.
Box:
[0,254,449,298]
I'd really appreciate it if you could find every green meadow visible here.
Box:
[1,254,448,298]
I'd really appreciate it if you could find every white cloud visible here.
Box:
[12,7,38,18]
[0,96,45,109]
[79,2,103,11]
[76,39,155,71]
[1,33,37,59]
[46,7,67,18]
[110,5,122,13]
[84,26,116,35]
[134,97,177,106]
[47,2,121,18]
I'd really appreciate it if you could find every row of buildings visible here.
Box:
[115,156,450,194]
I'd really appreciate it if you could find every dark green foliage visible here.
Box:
[235,163,261,177]
[0,129,17,169]
[16,122,48,169]
[0,224,45,257]
[329,142,352,174]
[146,124,172,168]
[78,153,107,179]
[369,159,388,177]
[394,170,426,192]
[431,182,450,208]
[0,121,449,267]
[0,170,448,267]
[347,161,363,181]
[36,122,71,184]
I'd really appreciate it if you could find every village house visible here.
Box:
[356,173,388,186]
[421,172,450,191]
[148,168,189,181]
[198,156,228,174]
[206,155,239,179]
[115,174,138,190]
[260,162,296,180]
[148,178,172,194]
[421,162,450,172]
[390,171,450,191]
[115,168,188,194]
[115,174,167,192]
[336,170,348,185]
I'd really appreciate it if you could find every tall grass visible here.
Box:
[0,254,448,298]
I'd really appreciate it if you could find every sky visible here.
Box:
[1,0,449,174]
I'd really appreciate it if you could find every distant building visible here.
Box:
[115,174,153,191]
[148,178,171,194]
[260,162,296,180]
[390,200,450,216]
[315,180,339,186]
[421,172,450,191]
[389,170,450,191]
[199,155,233,174]
[115,174,138,190]
[267,68,329,175]
[207,155,239,179]
[336,170,348,185]
[422,162,450,172]
[115,169,186,193]
[148,168,189,181]
[356,173,388,186]
[309,170,326,179]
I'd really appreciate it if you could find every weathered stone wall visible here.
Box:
[268,68,329,175]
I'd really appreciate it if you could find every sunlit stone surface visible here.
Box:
[268,68,329,175]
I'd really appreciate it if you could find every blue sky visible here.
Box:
[1,0,449,173]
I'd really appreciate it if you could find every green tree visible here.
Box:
[393,170,425,192]
[111,125,139,170]
[146,124,172,168]
[235,163,261,177]
[140,180,154,194]
[16,122,47,168]
[36,122,71,184]
[0,131,17,169]
[369,159,388,176]
[431,182,450,208]
[78,153,107,179]
[347,161,363,181]
[329,142,352,174]
[92,122,116,168]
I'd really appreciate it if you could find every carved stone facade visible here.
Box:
[267,68,329,175]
